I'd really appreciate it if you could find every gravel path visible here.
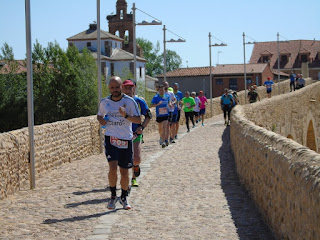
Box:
[0,115,275,240]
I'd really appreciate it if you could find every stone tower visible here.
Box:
[107,0,134,54]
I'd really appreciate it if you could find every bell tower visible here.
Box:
[107,0,134,53]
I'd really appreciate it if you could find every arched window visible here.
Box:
[306,120,317,152]
[124,30,129,46]
[115,30,120,37]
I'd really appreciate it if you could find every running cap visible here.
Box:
[173,83,179,86]
[199,90,203,94]
[191,91,196,95]
[122,79,135,86]
[167,87,174,92]
[267,77,271,80]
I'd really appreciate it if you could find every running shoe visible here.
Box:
[227,120,230,126]
[119,197,131,210]
[175,135,178,139]
[196,120,198,123]
[107,196,117,210]
[187,129,190,132]
[162,142,166,148]
[202,123,204,126]
[224,120,227,125]
[192,125,195,128]
[133,165,140,177]
[170,138,175,144]
[165,140,169,146]
[131,178,139,187]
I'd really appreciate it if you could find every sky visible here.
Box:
[1,0,320,68]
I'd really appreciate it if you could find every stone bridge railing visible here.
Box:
[230,81,320,239]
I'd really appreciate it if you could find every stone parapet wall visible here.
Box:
[0,116,100,200]
[230,81,320,239]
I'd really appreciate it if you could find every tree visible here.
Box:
[137,38,182,77]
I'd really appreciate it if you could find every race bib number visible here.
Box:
[186,102,191,107]
[110,136,128,149]
[159,107,168,115]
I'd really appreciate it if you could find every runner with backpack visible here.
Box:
[220,88,235,126]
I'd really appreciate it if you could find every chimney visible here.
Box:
[89,23,97,31]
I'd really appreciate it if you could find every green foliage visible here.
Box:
[137,38,182,77]
[0,41,98,133]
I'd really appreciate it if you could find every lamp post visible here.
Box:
[163,25,186,82]
[97,0,104,153]
[243,32,256,104]
[25,0,35,189]
[209,32,227,117]
[277,32,290,95]
[132,3,162,88]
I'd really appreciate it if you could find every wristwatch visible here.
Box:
[124,114,129,118]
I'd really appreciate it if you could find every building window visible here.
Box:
[105,41,111,57]
[246,78,252,84]
[87,42,91,47]
[120,10,123,20]
[262,56,269,63]
[216,79,223,85]
[301,54,308,62]
[139,67,143,78]
[115,42,118,48]
[111,63,114,76]
[281,55,288,62]
[130,62,134,75]
[229,78,238,90]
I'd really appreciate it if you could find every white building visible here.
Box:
[67,23,146,83]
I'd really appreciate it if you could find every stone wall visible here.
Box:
[0,116,100,200]
[230,81,320,239]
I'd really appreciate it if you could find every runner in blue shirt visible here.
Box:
[220,88,235,126]
[264,77,274,98]
[151,85,171,148]
[173,83,183,139]
[122,80,152,187]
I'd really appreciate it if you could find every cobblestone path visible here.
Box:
[0,115,275,240]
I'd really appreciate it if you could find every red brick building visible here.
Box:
[249,40,320,80]
[212,63,273,97]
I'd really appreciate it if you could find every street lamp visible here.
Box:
[132,3,162,88]
[277,32,290,94]
[209,32,227,117]
[243,32,257,104]
[163,25,186,82]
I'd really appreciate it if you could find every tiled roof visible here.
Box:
[212,63,268,75]
[157,66,212,77]
[91,49,146,62]
[249,40,320,69]
[67,29,123,42]
[0,60,26,74]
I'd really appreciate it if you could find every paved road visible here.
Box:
[0,115,275,240]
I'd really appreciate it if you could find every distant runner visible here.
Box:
[198,90,207,126]
[191,92,201,124]
[182,91,196,132]
[173,83,183,139]
[220,88,234,126]
[264,77,274,98]
[151,85,170,148]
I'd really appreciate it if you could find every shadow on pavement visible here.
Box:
[218,127,275,240]
[73,187,110,196]
[65,198,108,208]
[43,210,117,224]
